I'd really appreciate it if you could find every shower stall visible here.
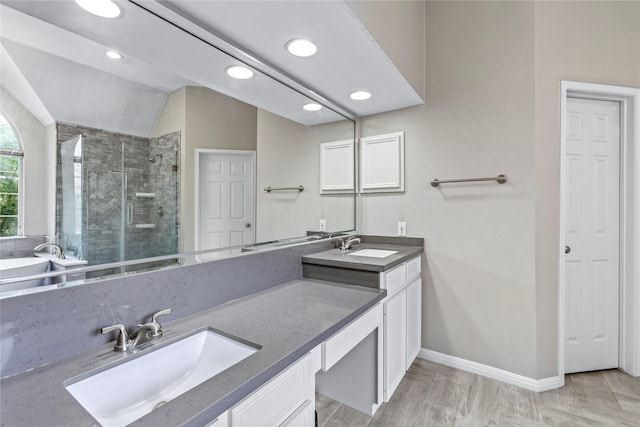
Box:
[57,123,180,269]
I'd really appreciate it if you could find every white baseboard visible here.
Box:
[418,349,562,392]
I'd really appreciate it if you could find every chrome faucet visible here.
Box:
[341,237,361,251]
[33,242,65,259]
[101,308,172,352]
[130,308,172,347]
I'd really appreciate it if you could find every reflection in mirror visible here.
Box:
[57,125,180,268]
[0,1,356,295]
[256,110,355,243]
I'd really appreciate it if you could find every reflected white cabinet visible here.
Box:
[319,139,355,194]
[380,256,421,402]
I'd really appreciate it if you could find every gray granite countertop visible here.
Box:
[301,243,423,272]
[0,279,385,427]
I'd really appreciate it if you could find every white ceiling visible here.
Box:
[0,0,423,136]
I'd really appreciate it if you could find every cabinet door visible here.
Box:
[359,131,405,193]
[383,289,407,402]
[279,399,315,427]
[230,355,313,427]
[405,278,422,369]
[204,412,228,427]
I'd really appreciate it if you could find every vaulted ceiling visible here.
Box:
[0,0,423,136]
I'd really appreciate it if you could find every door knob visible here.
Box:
[245,223,251,228]
[565,246,571,254]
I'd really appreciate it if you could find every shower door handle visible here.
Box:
[127,203,134,225]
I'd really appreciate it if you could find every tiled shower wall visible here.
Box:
[56,123,180,267]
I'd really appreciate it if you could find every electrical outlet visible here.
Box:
[397,221,407,236]
[319,219,326,231]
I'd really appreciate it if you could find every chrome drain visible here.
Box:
[154,401,167,410]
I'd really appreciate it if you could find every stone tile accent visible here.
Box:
[0,236,51,258]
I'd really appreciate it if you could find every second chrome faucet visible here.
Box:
[340,237,361,251]
[101,308,172,352]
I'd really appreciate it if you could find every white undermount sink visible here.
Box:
[347,249,398,258]
[66,330,259,426]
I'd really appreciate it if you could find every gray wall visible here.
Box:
[256,110,355,242]
[532,0,640,379]
[356,1,640,380]
[0,239,333,378]
[153,86,258,253]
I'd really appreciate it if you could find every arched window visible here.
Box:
[0,112,22,236]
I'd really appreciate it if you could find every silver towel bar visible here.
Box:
[264,186,304,193]
[431,174,508,187]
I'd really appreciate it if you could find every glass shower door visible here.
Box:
[59,136,84,259]
[58,129,179,270]
[59,133,126,267]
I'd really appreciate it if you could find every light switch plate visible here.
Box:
[319,219,326,231]
[397,222,406,236]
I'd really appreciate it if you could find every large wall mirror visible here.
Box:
[0,0,356,296]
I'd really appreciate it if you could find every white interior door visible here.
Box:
[564,97,620,374]
[198,150,255,250]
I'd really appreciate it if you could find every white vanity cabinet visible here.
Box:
[380,256,421,402]
[205,414,228,427]
[206,352,315,427]
[405,277,422,367]
[222,351,317,427]
[210,303,386,426]
[316,304,384,415]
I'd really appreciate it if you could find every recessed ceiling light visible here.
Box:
[286,39,317,57]
[226,65,254,80]
[105,50,123,60]
[350,91,372,101]
[75,0,121,18]
[303,103,323,112]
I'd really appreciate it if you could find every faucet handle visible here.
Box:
[152,308,172,324]
[101,324,131,352]
[148,308,172,338]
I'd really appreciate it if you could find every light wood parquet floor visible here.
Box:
[316,358,640,426]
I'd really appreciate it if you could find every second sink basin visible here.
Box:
[66,329,259,426]
[348,249,398,258]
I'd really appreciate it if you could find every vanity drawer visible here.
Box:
[279,399,314,427]
[322,303,383,371]
[230,354,313,427]
[382,263,407,296]
[406,256,421,282]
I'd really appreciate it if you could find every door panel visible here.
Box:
[564,98,620,373]
[198,151,255,250]
[383,289,406,401]
[405,278,421,368]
